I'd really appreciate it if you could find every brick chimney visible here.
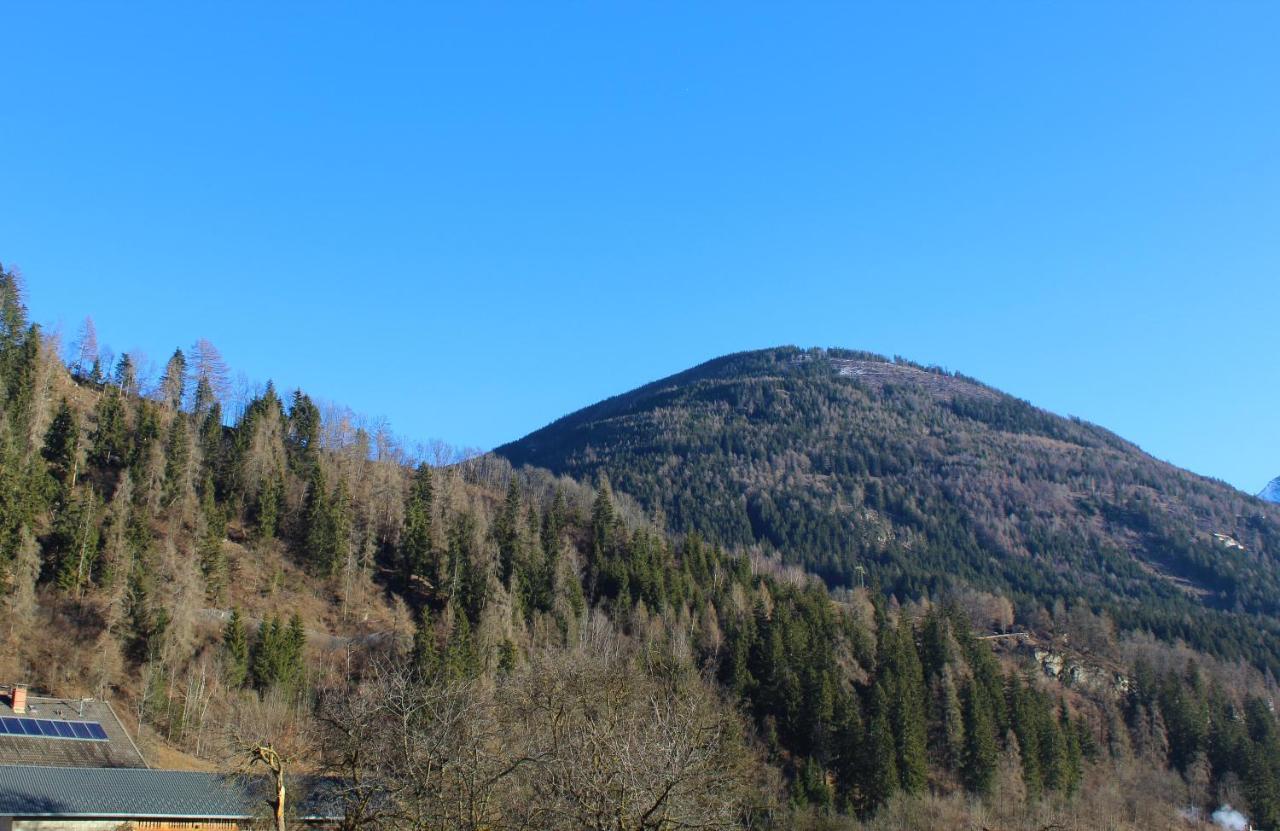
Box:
[11,684,27,714]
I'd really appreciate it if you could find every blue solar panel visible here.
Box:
[0,716,107,741]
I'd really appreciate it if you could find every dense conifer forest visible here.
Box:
[3,265,1280,829]
[498,347,1280,674]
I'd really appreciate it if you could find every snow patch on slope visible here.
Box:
[1260,476,1280,504]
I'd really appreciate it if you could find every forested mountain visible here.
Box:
[498,347,1280,673]
[4,267,1280,830]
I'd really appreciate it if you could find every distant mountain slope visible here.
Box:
[498,347,1280,670]
[1261,476,1280,504]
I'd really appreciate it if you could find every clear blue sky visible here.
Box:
[2,3,1277,493]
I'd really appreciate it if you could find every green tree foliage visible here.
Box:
[161,413,190,506]
[89,386,129,470]
[160,348,187,410]
[254,471,283,540]
[495,476,521,589]
[286,390,321,475]
[881,616,929,792]
[49,485,101,593]
[252,613,306,691]
[125,553,170,663]
[198,480,228,601]
[444,606,480,681]
[301,465,349,576]
[496,346,1280,675]
[42,399,80,494]
[446,511,485,623]
[222,608,250,688]
[864,683,899,813]
[400,463,434,587]
[412,608,439,678]
[962,675,999,795]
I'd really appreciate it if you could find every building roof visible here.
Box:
[0,765,247,819]
[0,692,147,769]
[0,765,343,821]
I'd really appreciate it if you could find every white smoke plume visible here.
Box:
[1211,805,1249,831]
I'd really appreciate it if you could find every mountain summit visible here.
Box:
[1261,476,1280,504]
[498,346,1280,671]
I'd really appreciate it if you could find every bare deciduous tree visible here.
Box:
[69,316,98,376]
[314,634,771,831]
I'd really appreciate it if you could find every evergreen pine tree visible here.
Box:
[400,463,434,587]
[302,465,334,574]
[447,511,485,623]
[254,472,283,540]
[495,476,521,589]
[89,387,129,469]
[42,399,79,493]
[252,616,281,690]
[286,390,321,474]
[114,353,137,397]
[962,675,999,795]
[191,376,217,422]
[587,476,615,595]
[50,486,101,593]
[160,348,187,410]
[1008,673,1044,799]
[223,608,250,688]
[198,481,228,600]
[444,608,480,681]
[412,608,439,678]
[832,691,865,811]
[285,613,307,687]
[162,414,190,506]
[938,666,966,771]
[796,756,833,811]
[865,682,900,813]
[1058,702,1083,795]
[329,477,351,575]
[891,616,929,792]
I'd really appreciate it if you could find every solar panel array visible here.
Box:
[0,717,108,741]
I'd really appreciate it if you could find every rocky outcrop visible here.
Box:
[1032,647,1129,695]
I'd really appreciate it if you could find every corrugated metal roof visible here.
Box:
[0,765,344,821]
[0,765,252,818]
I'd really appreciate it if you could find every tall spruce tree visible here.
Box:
[42,399,80,494]
[495,476,521,589]
[223,608,250,688]
[444,606,480,681]
[889,616,929,792]
[400,463,434,587]
[160,348,187,410]
[962,675,998,795]
[865,682,900,813]
[162,413,190,507]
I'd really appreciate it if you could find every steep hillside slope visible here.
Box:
[1261,476,1280,504]
[498,347,1280,671]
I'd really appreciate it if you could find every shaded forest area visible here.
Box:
[2,266,1280,829]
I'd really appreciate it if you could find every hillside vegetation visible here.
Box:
[498,346,1280,673]
[2,267,1280,829]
